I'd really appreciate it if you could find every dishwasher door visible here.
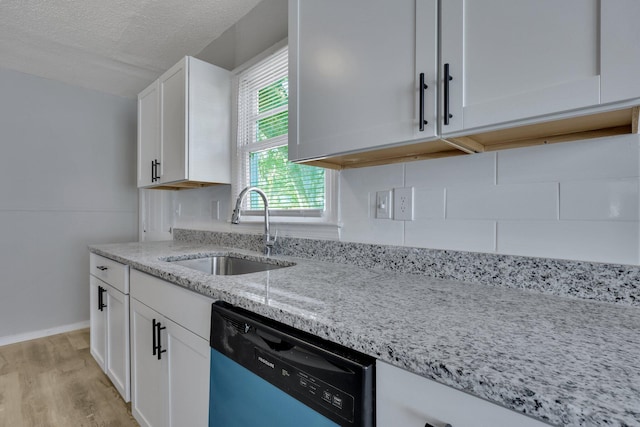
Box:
[209,301,375,427]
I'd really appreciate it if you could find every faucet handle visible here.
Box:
[231,207,241,224]
[263,229,276,256]
[264,239,274,256]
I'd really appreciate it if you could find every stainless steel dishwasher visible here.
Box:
[209,301,375,426]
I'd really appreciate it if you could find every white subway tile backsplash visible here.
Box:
[339,163,405,245]
[446,182,558,220]
[414,187,445,219]
[406,152,496,187]
[405,219,496,252]
[498,134,640,184]
[170,126,639,264]
[560,179,640,221]
[497,220,639,264]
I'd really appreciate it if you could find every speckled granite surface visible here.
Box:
[90,238,640,426]
[173,229,640,307]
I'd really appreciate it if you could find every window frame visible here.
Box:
[231,40,338,224]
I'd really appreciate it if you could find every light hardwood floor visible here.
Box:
[0,328,138,427]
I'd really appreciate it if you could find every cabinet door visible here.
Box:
[289,0,438,162]
[601,0,640,104]
[131,300,167,427]
[165,317,210,427]
[159,60,187,184]
[441,0,601,134]
[106,286,130,402]
[89,276,106,370]
[138,81,160,187]
[376,361,550,427]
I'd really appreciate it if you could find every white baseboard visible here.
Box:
[0,320,90,347]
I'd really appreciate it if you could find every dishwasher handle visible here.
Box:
[253,328,352,374]
[256,329,295,352]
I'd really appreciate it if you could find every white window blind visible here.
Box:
[235,46,327,217]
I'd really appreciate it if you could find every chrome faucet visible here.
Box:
[231,186,273,256]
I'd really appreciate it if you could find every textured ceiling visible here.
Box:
[0,0,262,98]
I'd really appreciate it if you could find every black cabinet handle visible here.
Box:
[152,159,161,182]
[444,63,453,125]
[419,73,429,131]
[152,319,158,356]
[156,322,167,360]
[98,286,107,311]
[151,159,161,182]
[96,265,108,271]
[152,319,167,360]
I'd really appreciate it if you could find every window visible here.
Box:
[235,45,334,220]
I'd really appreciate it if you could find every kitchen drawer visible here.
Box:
[130,269,213,340]
[90,253,129,294]
[377,360,551,426]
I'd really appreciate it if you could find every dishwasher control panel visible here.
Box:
[254,347,355,422]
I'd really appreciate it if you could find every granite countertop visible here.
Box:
[89,240,640,427]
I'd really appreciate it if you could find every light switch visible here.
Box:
[376,190,392,219]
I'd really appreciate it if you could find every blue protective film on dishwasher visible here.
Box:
[209,349,340,427]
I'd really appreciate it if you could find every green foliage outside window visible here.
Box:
[247,77,325,211]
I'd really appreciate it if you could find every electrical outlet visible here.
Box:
[375,190,392,219]
[394,187,414,221]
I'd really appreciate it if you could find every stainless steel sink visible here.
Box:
[169,256,292,275]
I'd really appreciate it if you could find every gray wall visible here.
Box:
[0,67,138,341]
[196,0,287,70]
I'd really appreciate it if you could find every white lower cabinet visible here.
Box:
[89,279,130,401]
[165,316,210,426]
[130,270,212,427]
[104,285,130,400]
[89,277,107,369]
[89,254,130,402]
[376,360,551,427]
[130,300,165,427]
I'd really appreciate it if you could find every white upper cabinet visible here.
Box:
[137,57,231,189]
[137,82,160,188]
[289,0,640,167]
[601,0,640,104]
[159,61,187,184]
[289,0,439,163]
[440,0,602,135]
